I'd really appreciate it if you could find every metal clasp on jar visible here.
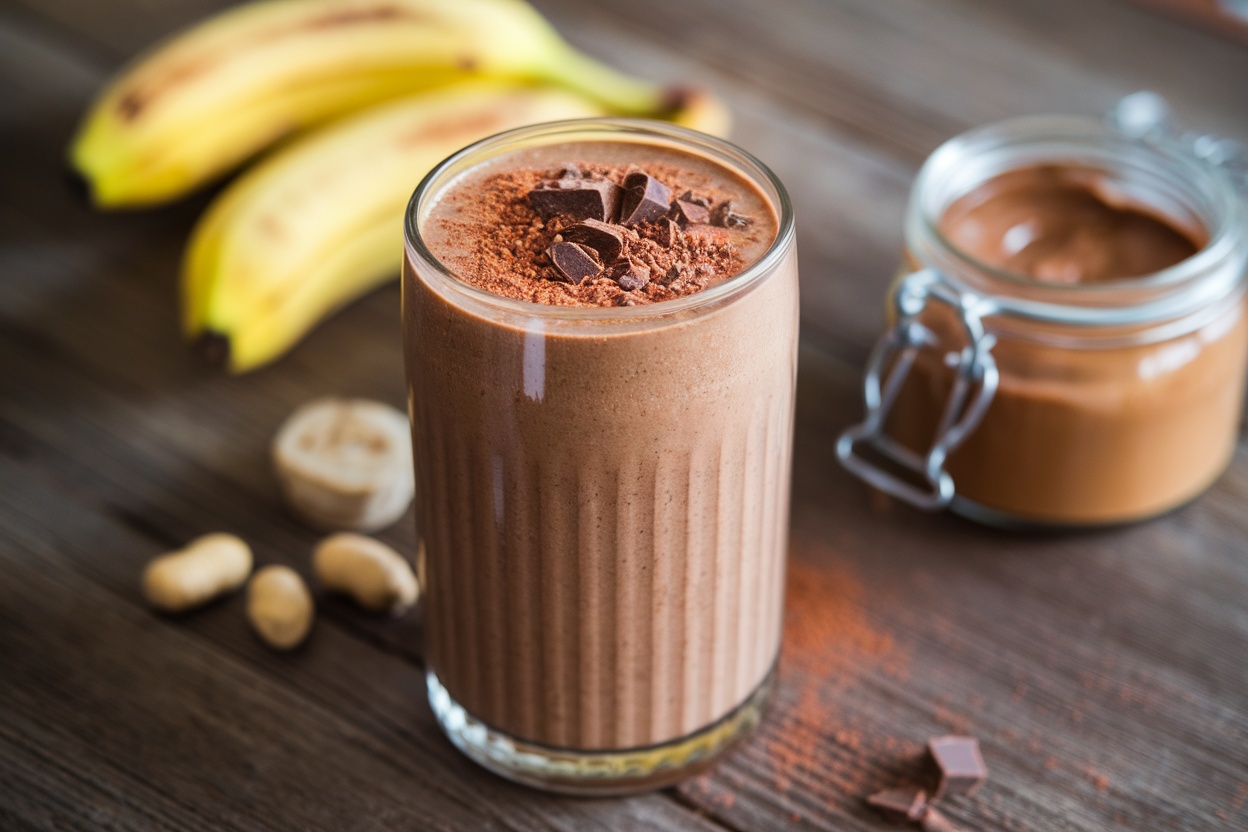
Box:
[836,269,999,510]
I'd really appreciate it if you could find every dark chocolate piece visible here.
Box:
[618,171,672,226]
[678,189,710,208]
[671,198,711,228]
[547,241,602,284]
[711,199,753,228]
[528,178,622,223]
[561,219,624,263]
[920,808,966,832]
[866,787,928,824]
[608,258,651,291]
[928,736,987,798]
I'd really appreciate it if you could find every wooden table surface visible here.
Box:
[3,1,1247,830]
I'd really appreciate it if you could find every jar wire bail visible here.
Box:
[1108,91,1248,194]
[836,269,999,511]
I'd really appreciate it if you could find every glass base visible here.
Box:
[426,667,774,795]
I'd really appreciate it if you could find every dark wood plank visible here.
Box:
[2,1,1247,831]
[536,0,1248,157]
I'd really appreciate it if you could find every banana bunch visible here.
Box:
[70,0,731,371]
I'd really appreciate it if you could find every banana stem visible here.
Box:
[533,43,666,116]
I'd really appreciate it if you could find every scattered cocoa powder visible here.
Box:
[679,556,909,811]
[1084,765,1111,793]
[765,560,902,795]
[431,162,754,307]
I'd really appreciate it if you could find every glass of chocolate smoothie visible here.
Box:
[402,120,797,793]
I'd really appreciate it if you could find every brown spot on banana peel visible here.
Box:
[116,5,419,122]
[303,5,406,28]
[119,59,216,121]
[257,215,287,241]
[64,167,91,202]
[195,331,230,367]
[659,85,695,116]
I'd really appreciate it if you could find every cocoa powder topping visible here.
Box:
[431,162,757,307]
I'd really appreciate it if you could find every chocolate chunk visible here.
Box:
[928,736,988,798]
[618,171,672,226]
[608,258,651,291]
[711,199,752,228]
[920,808,966,832]
[866,787,928,824]
[528,178,622,223]
[561,219,624,263]
[671,198,711,228]
[678,189,710,208]
[547,241,602,284]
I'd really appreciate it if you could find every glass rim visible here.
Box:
[907,115,1247,325]
[403,118,796,325]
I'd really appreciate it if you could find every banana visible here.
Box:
[273,397,415,532]
[183,81,603,372]
[70,0,666,206]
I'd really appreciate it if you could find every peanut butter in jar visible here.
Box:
[840,117,1248,527]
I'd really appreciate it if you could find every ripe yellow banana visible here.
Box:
[70,0,667,207]
[182,81,604,373]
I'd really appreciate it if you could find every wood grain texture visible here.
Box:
[2,0,1247,830]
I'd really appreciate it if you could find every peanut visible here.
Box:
[246,565,314,650]
[313,532,419,616]
[142,533,253,613]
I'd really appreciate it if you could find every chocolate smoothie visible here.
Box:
[403,125,797,774]
[889,163,1247,524]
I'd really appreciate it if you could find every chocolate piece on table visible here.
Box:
[866,787,928,824]
[608,259,651,291]
[671,198,711,227]
[561,219,625,263]
[547,241,602,284]
[528,178,622,222]
[711,199,753,228]
[678,189,710,207]
[920,807,967,832]
[928,735,988,798]
[619,171,673,226]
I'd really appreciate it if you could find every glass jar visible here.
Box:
[403,120,799,792]
[838,116,1248,527]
